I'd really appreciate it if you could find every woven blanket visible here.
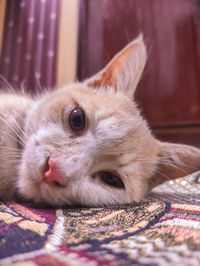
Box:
[0,174,200,266]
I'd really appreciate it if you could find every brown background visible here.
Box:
[78,0,200,147]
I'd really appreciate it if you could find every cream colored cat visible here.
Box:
[0,36,200,206]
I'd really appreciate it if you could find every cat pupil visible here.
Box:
[100,172,125,189]
[73,115,82,127]
[69,107,85,131]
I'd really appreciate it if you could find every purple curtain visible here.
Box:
[0,0,61,93]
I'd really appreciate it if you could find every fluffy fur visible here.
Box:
[0,36,200,206]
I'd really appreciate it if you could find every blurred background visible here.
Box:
[0,0,200,146]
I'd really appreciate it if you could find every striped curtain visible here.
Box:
[0,0,61,93]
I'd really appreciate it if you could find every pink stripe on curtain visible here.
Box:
[0,0,61,93]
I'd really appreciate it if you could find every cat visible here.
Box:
[0,35,200,207]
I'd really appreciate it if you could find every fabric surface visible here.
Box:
[0,174,200,266]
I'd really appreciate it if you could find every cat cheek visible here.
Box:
[17,163,41,202]
[19,140,48,186]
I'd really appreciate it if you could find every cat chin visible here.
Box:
[17,173,63,205]
[17,174,136,207]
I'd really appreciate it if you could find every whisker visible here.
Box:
[0,116,23,137]
[1,153,21,159]
[153,169,172,182]
[0,130,24,146]
[137,156,198,173]
[160,156,199,171]
[0,114,27,143]
[0,75,15,92]
[1,146,20,152]
[1,150,21,155]
[6,160,20,164]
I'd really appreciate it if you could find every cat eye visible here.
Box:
[69,107,86,133]
[100,171,125,189]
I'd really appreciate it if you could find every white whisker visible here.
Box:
[0,114,26,143]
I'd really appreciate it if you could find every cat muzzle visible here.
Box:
[43,158,66,186]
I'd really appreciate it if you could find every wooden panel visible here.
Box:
[153,126,200,148]
[78,0,200,129]
[78,0,104,80]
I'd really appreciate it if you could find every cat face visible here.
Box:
[17,83,158,206]
[17,36,200,206]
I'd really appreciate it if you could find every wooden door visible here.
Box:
[78,0,200,146]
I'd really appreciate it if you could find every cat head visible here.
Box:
[17,35,200,206]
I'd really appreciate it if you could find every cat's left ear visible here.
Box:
[149,142,200,189]
[85,35,146,98]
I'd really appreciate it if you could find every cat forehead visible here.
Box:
[31,83,142,144]
[59,83,138,115]
[59,83,140,134]
[27,89,129,147]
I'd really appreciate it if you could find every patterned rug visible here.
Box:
[0,174,200,266]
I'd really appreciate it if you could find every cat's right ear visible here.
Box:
[84,35,147,98]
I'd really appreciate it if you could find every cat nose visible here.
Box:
[43,158,66,186]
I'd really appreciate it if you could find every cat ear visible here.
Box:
[85,35,147,98]
[150,142,200,189]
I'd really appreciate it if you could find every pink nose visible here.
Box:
[43,158,66,186]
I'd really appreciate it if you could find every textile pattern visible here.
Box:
[0,174,200,266]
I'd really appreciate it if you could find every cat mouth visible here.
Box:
[44,180,65,188]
